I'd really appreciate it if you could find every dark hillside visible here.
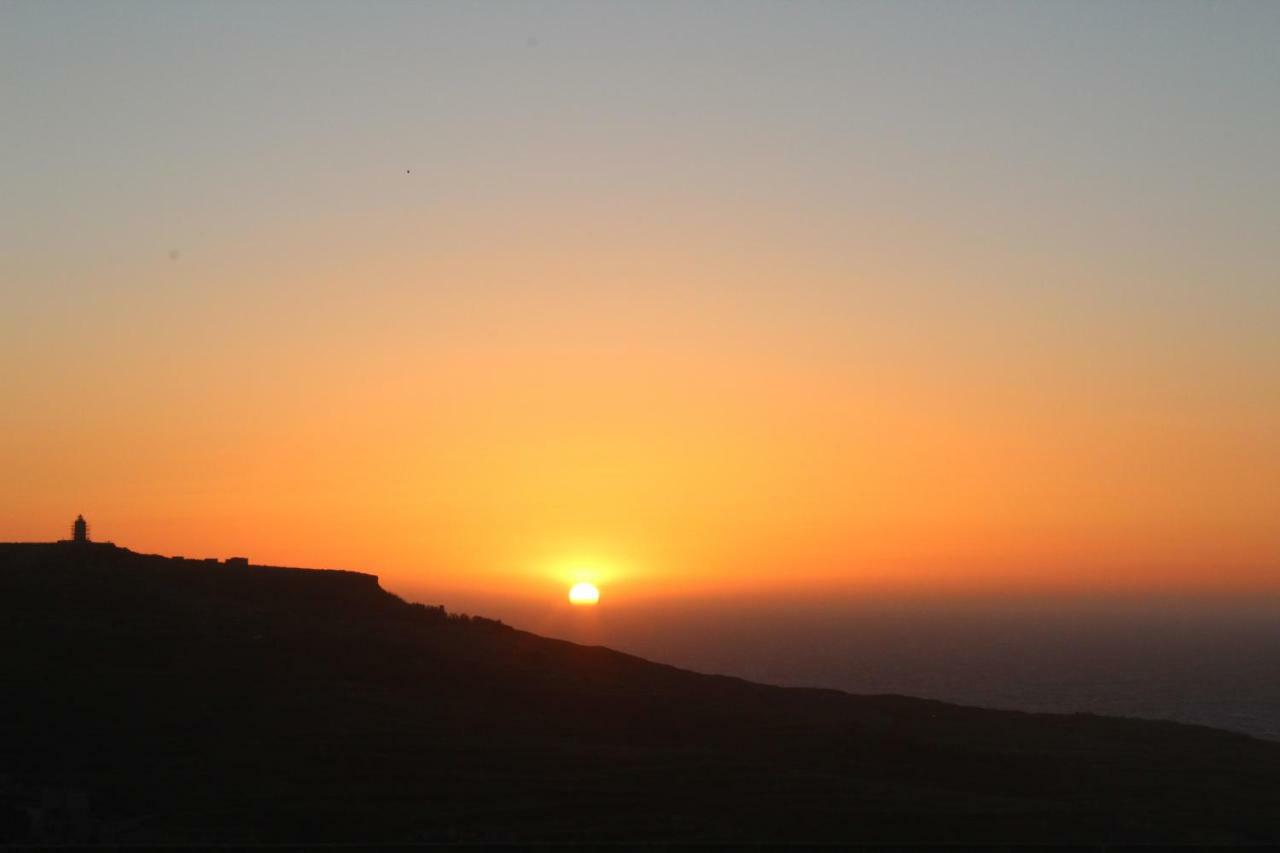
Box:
[2,542,1278,845]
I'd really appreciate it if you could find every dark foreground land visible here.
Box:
[2,542,1279,847]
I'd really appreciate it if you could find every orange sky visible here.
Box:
[5,229,1276,604]
[3,4,1278,608]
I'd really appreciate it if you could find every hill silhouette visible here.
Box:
[3,541,1279,846]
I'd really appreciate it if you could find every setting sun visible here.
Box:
[4,1,1280,846]
[568,583,600,606]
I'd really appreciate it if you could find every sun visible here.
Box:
[568,582,600,605]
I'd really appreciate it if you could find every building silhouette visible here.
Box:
[71,515,88,543]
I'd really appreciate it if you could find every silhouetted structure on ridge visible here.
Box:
[56,516,116,550]
[48,516,252,566]
[4,526,1280,844]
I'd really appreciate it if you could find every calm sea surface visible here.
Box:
[498,594,1280,742]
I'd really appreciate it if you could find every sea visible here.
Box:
[484,592,1280,742]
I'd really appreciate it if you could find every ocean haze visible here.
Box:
[4,0,1279,840]
[7,542,1280,844]
[431,588,1280,742]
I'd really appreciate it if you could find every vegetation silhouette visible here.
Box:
[2,539,1279,845]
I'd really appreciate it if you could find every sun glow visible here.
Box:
[568,582,600,605]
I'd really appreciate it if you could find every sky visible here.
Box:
[3,1,1279,613]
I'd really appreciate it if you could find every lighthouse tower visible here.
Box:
[72,514,89,543]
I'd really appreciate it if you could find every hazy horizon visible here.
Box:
[424,577,1280,742]
[7,3,1280,845]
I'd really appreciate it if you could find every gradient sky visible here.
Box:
[3,1,1278,608]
